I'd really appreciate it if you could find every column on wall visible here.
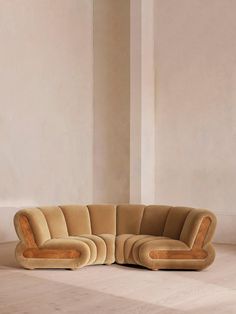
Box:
[130,0,155,204]
[93,0,130,203]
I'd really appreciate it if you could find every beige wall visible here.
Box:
[155,0,236,243]
[93,0,130,203]
[0,0,93,207]
[130,0,155,204]
[1,0,235,244]
[0,0,130,241]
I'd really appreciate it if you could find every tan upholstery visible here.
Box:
[59,205,91,235]
[99,234,115,264]
[116,205,145,235]
[163,207,192,239]
[15,208,51,246]
[39,206,68,239]
[87,205,116,235]
[140,205,171,235]
[14,204,217,271]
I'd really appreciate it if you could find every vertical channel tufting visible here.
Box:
[59,205,91,236]
[88,205,92,236]
[87,204,116,235]
[38,206,68,239]
[163,207,192,239]
[58,205,69,237]
[115,204,118,236]
[99,234,115,264]
[138,206,146,234]
[140,205,171,236]
[116,205,145,235]
[161,206,172,236]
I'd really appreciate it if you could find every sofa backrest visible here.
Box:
[116,205,192,238]
[15,205,116,246]
[87,205,116,235]
[15,204,216,248]
[116,204,145,234]
[116,205,216,247]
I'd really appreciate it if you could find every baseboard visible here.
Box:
[0,207,235,244]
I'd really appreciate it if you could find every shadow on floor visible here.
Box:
[0,269,188,314]
[0,241,20,268]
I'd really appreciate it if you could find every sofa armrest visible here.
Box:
[14,212,38,248]
[180,209,217,248]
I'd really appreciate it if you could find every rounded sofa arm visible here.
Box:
[180,209,217,248]
[14,212,38,248]
[14,209,52,247]
[14,211,90,270]
[136,209,217,271]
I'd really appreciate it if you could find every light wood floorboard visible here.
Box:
[0,242,235,314]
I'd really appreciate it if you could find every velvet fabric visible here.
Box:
[14,205,216,270]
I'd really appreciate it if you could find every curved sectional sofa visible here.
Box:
[14,204,216,271]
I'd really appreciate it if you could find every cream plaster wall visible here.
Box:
[1,0,235,244]
[0,0,93,241]
[0,0,131,241]
[155,0,236,243]
[93,0,130,203]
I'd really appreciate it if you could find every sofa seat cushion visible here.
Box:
[98,234,115,264]
[74,235,107,264]
[43,234,115,266]
[137,238,190,269]
[39,238,92,268]
[73,234,115,264]
[115,234,170,264]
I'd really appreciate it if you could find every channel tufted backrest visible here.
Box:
[39,206,68,239]
[140,205,171,235]
[117,205,192,237]
[116,205,216,247]
[36,205,117,237]
[116,205,145,235]
[59,205,91,235]
[162,206,192,239]
[15,204,216,249]
[87,204,116,235]
[15,205,117,247]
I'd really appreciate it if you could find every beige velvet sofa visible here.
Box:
[14,204,216,271]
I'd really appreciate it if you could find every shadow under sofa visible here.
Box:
[14,204,217,271]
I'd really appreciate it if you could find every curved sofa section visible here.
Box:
[14,204,216,271]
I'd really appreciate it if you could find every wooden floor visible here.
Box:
[0,242,235,314]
